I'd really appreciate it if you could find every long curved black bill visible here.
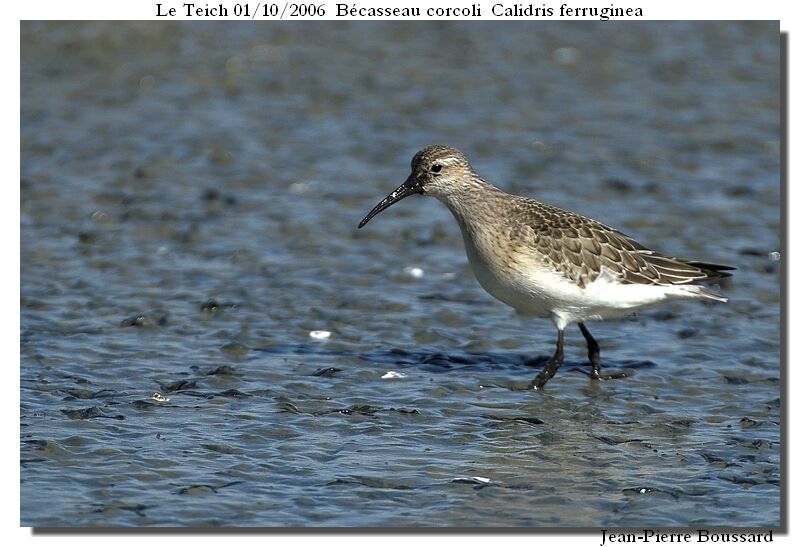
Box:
[357,175,422,229]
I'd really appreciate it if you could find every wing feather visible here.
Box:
[506,197,734,287]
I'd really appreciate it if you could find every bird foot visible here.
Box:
[530,362,561,390]
[591,369,629,381]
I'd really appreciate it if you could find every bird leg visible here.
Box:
[578,322,601,368]
[578,322,627,381]
[530,329,564,390]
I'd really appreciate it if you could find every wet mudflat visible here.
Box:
[21,21,780,527]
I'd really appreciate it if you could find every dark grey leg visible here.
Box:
[578,322,626,381]
[530,329,564,390]
[578,322,601,372]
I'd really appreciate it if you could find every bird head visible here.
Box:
[358,145,473,228]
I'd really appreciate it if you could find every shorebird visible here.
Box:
[358,145,733,390]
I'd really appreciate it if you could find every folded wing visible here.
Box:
[508,198,734,289]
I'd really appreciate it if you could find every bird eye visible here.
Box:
[431,164,443,173]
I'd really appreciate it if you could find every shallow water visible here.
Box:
[21,21,780,527]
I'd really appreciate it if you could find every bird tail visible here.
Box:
[686,261,733,302]
[687,261,736,281]
[682,284,729,303]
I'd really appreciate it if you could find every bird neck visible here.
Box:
[433,177,506,232]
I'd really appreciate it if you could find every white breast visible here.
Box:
[459,224,561,317]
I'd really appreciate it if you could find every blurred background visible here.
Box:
[21,21,780,527]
